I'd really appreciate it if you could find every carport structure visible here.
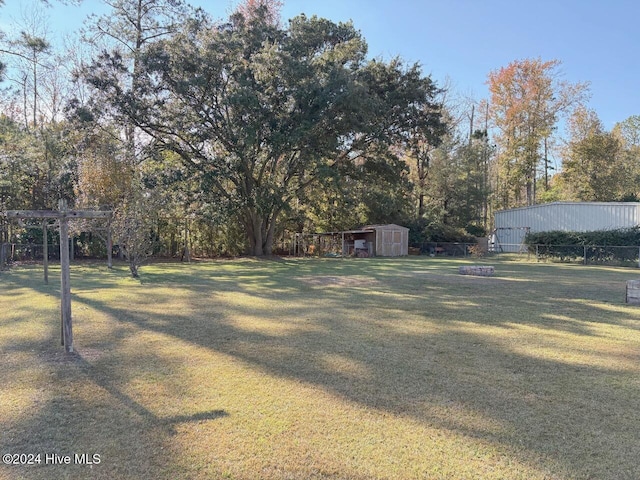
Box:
[295,224,409,257]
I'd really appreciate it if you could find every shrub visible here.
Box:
[424,223,475,243]
[525,228,640,263]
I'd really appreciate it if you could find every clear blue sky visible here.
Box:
[2,0,639,130]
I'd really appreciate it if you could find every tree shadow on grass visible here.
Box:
[69,275,640,480]
[4,258,640,479]
[0,334,228,480]
[73,351,228,434]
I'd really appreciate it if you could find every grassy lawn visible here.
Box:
[1,255,640,479]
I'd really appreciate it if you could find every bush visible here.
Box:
[525,228,640,247]
[465,223,487,238]
[406,220,482,248]
[525,228,640,263]
[425,223,475,243]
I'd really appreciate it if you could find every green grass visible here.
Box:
[1,256,640,479]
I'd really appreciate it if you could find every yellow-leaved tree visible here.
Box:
[488,58,588,208]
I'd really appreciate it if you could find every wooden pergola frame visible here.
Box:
[3,200,111,353]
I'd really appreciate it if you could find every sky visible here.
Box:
[1,0,639,131]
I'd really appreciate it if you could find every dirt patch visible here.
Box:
[296,275,380,288]
[37,347,106,365]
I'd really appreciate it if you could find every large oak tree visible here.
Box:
[85,7,444,255]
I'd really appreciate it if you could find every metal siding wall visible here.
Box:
[495,203,640,237]
[493,228,526,252]
[494,206,534,251]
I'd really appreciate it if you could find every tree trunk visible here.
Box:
[182,219,191,262]
[245,208,280,256]
[264,211,280,256]
[129,259,139,278]
[246,211,264,256]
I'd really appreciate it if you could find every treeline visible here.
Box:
[1,0,639,275]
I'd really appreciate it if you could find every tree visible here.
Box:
[75,0,189,275]
[0,4,83,215]
[0,0,80,81]
[111,191,159,278]
[1,4,53,129]
[613,116,640,200]
[401,93,492,240]
[80,0,189,151]
[488,58,588,207]
[419,125,486,231]
[560,107,630,201]
[13,32,50,128]
[0,0,4,78]
[613,115,640,148]
[72,122,134,208]
[86,9,444,255]
[402,104,445,219]
[83,0,188,53]
[302,147,415,233]
[234,0,283,26]
[0,115,34,210]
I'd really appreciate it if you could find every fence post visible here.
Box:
[59,200,73,352]
[584,245,587,265]
[43,221,48,284]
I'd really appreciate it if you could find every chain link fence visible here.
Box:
[3,240,639,268]
[1,244,62,269]
[486,243,640,266]
[530,244,640,266]
[415,242,640,267]
[419,242,478,257]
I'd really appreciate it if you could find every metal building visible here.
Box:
[492,202,640,252]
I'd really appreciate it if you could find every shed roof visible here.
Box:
[496,201,640,214]
[307,224,408,236]
[362,224,409,231]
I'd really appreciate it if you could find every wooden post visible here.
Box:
[3,203,110,352]
[58,200,73,353]
[107,227,113,269]
[42,221,48,284]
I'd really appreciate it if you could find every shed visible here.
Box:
[300,224,409,257]
[493,202,640,252]
[363,224,409,257]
